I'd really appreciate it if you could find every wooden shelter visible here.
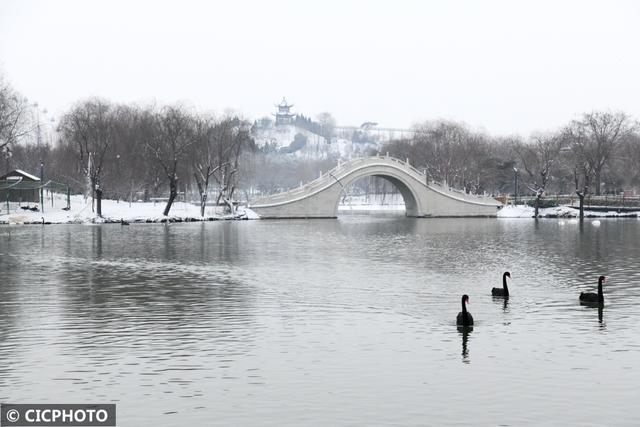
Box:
[0,169,41,203]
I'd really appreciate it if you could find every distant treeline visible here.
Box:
[2,93,256,216]
[2,72,639,217]
[380,113,639,199]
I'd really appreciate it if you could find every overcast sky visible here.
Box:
[1,0,639,136]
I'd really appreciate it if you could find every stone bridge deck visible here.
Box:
[249,156,502,218]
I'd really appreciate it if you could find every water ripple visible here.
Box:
[1,218,640,426]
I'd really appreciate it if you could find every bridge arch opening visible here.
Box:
[335,174,420,217]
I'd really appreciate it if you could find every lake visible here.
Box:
[1,214,639,426]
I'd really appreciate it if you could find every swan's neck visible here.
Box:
[503,275,509,295]
[598,281,604,300]
[461,299,467,314]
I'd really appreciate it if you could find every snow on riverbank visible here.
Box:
[0,195,259,224]
[498,204,640,218]
[4,194,637,224]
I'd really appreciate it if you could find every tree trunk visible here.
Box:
[200,193,207,217]
[594,169,601,196]
[534,196,540,218]
[96,187,103,217]
[195,172,210,217]
[225,197,235,214]
[227,185,236,214]
[90,176,97,213]
[578,192,585,221]
[163,177,177,216]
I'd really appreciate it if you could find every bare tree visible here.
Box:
[145,105,196,216]
[571,111,635,195]
[316,112,336,140]
[379,121,508,194]
[192,115,219,217]
[563,124,593,220]
[478,137,517,196]
[405,121,482,189]
[515,133,562,217]
[103,105,150,205]
[58,99,115,216]
[209,117,252,214]
[619,132,640,188]
[0,75,31,157]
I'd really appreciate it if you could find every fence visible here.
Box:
[0,179,71,215]
[511,194,640,208]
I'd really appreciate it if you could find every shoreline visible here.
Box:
[0,195,260,225]
[0,213,257,225]
[496,204,640,218]
[3,198,640,225]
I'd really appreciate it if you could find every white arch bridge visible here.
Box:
[249,156,503,218]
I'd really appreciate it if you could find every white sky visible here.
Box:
[1,0,639,136]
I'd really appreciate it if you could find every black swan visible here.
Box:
[580,275,606,305]
[491,271,511,297]
[120,218,130,226]
[456,294,474,326]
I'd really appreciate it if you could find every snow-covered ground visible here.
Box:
[4,193,638,225]
[338,198,640,217]
[338,201,640,217]
[252,124,379,159]
[497,204,640,218]
[0,194,259,224]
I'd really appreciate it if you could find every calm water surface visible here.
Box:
[1,215,640,426]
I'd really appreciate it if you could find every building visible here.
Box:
[274,98,295,126]
[0,169,42,204]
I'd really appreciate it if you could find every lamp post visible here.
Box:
[513,167,518,205]
[116,154,121,203]
[40,160,44,213]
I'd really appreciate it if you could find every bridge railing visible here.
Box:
[252,157,373,204]
[251,169,335,204]
[379,157,498,203]
[380,157,498,203]
[251,155,500,205]
[384,156,425,179]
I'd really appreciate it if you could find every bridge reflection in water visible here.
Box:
[249,156,502,218]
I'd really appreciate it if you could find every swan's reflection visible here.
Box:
[493,296,510,313]
[598,306,605,327]
[579,300,606,328]
[457,326,473,364]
